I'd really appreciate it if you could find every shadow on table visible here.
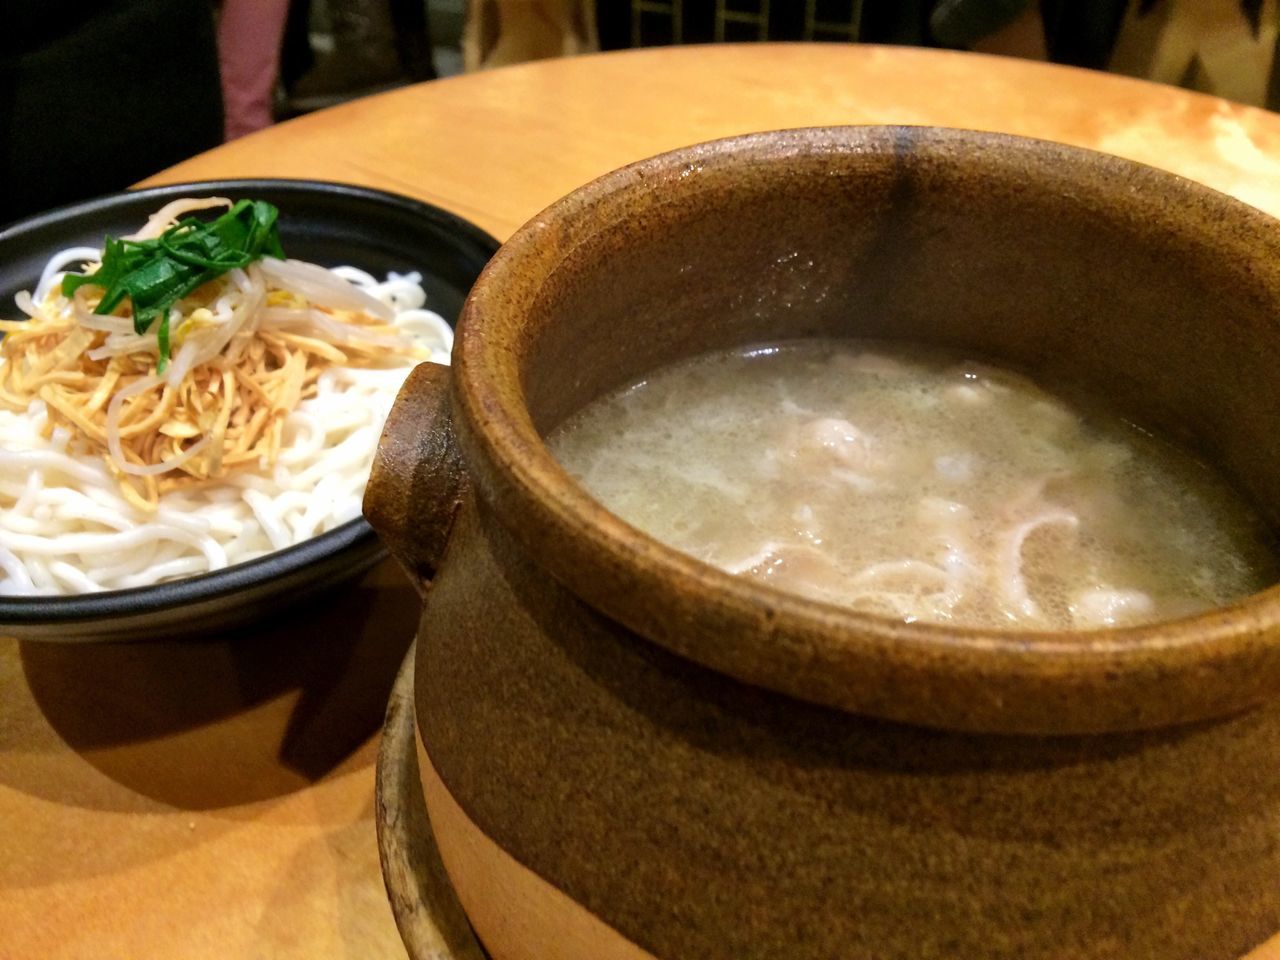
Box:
[258,792,422,959]
[12,559,420,811]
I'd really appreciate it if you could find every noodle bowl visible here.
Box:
[0,203,454,597]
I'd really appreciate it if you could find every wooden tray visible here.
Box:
[376,646,487,960]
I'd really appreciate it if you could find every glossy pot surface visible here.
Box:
[366,127,1280,960]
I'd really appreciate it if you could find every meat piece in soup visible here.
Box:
[547,340,1278,631]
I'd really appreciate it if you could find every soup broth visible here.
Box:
[548,341,1278,630]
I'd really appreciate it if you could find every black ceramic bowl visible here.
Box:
[0,179,498,642]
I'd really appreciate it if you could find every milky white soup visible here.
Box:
[548,341,1278,630]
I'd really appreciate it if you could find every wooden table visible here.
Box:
[6,42,1280,959]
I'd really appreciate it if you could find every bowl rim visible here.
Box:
[0,177,498,629]
[453,125,1280,734]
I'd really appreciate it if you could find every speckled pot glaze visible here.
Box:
[365,127,1280,960]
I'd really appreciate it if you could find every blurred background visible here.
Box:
[1,0,1276,224]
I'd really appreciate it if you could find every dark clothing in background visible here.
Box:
[931,0,1033,47]
[596,0,1146,72]
[0,0,224,225]
[1040,0,1131,69]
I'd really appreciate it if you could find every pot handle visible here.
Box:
[363,361,467,595]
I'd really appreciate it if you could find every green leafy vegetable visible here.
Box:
[62,199,286,372]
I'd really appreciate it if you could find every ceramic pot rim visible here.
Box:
[452,125,1280,733]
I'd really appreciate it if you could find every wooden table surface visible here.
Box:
[7,42,1280,959]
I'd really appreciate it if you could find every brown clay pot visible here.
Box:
[364,127,1280,960]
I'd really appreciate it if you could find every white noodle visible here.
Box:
[329,266,378,287]
[0,543,34,592]
[127,197,232,241]
[73,289,136,333]
[34,247,102,303]
[0,254,450,595]
[49,561,103,593]
[258,258,394,320]
[846,559,963,622]
[996,510,1080,621]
